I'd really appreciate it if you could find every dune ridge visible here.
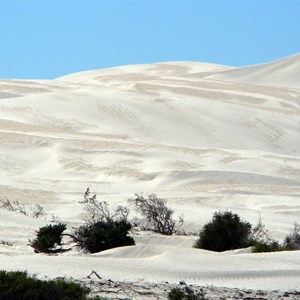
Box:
[208,52,300,89]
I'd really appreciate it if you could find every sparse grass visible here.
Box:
[0,240,16,246]
[0,198,46,218]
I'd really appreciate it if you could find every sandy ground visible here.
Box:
[0,54,300,297]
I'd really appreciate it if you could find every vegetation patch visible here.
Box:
[0,270,105,300]
[129,193,184,235]
[194,211,300,253]
[30,223,67,253]
[73,219,135,253]
[194,211,251,251]
[168,286,206,300]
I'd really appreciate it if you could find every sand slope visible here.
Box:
[208,53,300,89]
[0,55,300,292]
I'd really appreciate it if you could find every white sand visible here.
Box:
[208,53,300,89]
[0,55,300,292]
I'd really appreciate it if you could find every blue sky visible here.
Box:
[1,0,299,79]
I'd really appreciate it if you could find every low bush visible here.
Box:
[245,217,280,253]
[194,211,251,252]
[30,223,67,253]
[194,211,298,253]
[0,270,105,300]
[72,220,135,253]
[282,223,300,250]
[168,286,206,300]
[80,188,129,224]
[73,189,135,253]
[250,240,281,253]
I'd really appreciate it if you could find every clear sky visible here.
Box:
[1,0,299,79]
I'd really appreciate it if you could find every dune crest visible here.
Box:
[208,53,300,89]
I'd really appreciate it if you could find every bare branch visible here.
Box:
[0,198,48,219]
[80,188,129,224]
[129,193,184,235]
[31,204,46,218]
[0,198,14,211]
[87,270,102,280]
[0,240,17,246]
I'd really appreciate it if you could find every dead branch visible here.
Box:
[87,270,102,280]
[129,193,184,235]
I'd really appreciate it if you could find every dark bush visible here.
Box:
[194,211,251,252]
[30,223,67,253]
[194,211,290,253]
[0,270,105,300]
[168,286,206,300]
[73,220,135,253]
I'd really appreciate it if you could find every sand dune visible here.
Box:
[208,52,300,89]
[0,55,300,294]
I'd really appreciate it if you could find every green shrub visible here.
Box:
[194,211,295,253]
[30,223,67,253]
[0,270,106,300]
[282,223,300,250]
[245,217,281,253]
[194,211,251,252]
[73,220,135,253]
[168,286,206,300]
[250,240,280,253]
